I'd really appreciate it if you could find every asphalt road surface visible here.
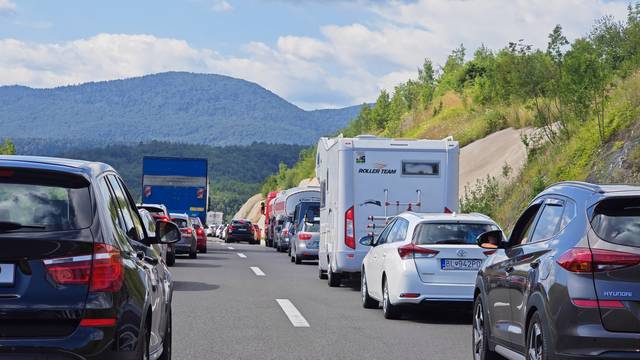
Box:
[170,238,476,360]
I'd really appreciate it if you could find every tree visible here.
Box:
[0,139,16,155]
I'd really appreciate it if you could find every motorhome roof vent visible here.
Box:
[355,134,378,139]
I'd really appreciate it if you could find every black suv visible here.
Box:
[473,182,640,360]
[0,156,179,360]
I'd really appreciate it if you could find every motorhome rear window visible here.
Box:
[402,161,439,176]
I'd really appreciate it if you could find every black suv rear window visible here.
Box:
[591,197,640,247]
[0,169,92,231]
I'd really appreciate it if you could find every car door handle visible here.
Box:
[505,265,514,273]
[530,260,540,269]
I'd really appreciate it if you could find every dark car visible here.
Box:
[137,203,176,266]
[226,219,257,244]
[473,181,640,360]
[0,156,180,360]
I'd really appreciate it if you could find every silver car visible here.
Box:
[170,213,198,259]
[290,217,319,264]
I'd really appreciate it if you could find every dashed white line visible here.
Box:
[237,253,247,258]
[250,266,265,276]
[227,246,235,250]
[276,299,310,328]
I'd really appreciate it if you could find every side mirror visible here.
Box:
[155,220,180,244]
[476,230,505,250]
[359,236,375,247]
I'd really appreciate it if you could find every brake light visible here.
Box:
[572,299,625,309]
[345,206,355,249]
[152,214,170,222]
[44,243,123,293]
[181,228,193,235]
[397,244,439,259]
[197,228,204,235]
[282,229,289,236]
[557,248,640,273]
[228,226,235,232]
[483,250,497,256]
[80,318,117,327]
[444,207,453,214]
[298,232,312,241]
[0,170,14,177]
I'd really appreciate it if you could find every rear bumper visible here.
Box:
[174,243,194,254]
[553,323,640,359]
[333,250,367,273]
[0,327,139,360]
[295,242,318,258]
[388,267,475,305]
[228,233,254,242]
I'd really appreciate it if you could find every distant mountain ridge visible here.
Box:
[0,72,363,146]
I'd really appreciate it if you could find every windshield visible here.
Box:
[0,175,92,232]
[591,197,640,247]
[413,222,499,245]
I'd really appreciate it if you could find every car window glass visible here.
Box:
[388,218,409,243]
[560,200,576,229]
[509,204,542,246]
[376,219,396,245]
[530,204,564,243]
[591,197,640,247]
[107,175,143,242]
[97,177,134,252]
[116,177,147,240]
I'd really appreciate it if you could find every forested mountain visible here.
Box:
[50,141,305,220]
[0,72,362,147]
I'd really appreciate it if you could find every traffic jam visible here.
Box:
[1,134,640,360]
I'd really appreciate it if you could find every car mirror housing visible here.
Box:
[359,236,375,247]
[155,220,180,244]
[476,230,505,249]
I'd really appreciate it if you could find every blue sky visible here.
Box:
[0,0,631,109]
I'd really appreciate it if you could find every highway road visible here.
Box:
[169,238,477,360]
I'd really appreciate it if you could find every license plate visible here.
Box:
[0,264,15,286]
[237,228,246,232]
[441,259,482,271]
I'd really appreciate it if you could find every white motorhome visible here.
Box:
[269,186,321,249]
[316,134,460,286]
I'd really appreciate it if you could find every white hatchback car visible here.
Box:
[361,212,500,319]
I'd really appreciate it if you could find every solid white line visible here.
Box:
[250,266,265,276]
[227,246,235,250]
[237,253,247,258]
[276,299,310,328]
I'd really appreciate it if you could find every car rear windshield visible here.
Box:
[142,206,164,215]
[413,222,499,245]
[0,169,92,232]
[172,218,188,228]
[302,221,320,232]
[591,197,640,247]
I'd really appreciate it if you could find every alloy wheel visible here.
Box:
[472,301,484,360]
[528,322,544,360]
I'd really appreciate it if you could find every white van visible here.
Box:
[316,134,460,286]
[270,186,320,250]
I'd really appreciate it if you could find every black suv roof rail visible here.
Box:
[547,181,603,193]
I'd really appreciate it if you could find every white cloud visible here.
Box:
[211,0,232,12]
[0,0,630,108]
[0,0,16,15]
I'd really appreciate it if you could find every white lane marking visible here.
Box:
[227,246,235,250]
[237,253,247,258]
[276,299,310,328]
[250,267,265,276]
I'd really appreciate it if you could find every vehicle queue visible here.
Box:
[1,133,639,360]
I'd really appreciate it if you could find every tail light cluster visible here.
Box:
[398,244,439,260]
[152,214,170,223]
[345,206,355,249]
[181,228,193,235]
[557,248,640,273]
[282,228,289,236]
[44,243,123,293]
[228,225,235,232]
[298,232,312,241]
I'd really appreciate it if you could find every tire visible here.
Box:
[327,262,341,287]
[295,253,302,265]
[166,252,175,267]
[158,307,172,360]
[201,245,207,254]
[189,248,197,259]
[527,312,552,360]
[361,270,378,309]
[382,277,400,319]
[290,254,295,263]
[319,267,328,280]
[472,296,499,360]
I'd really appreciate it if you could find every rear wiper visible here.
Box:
[0,221,46,232]
[435,239,468,245]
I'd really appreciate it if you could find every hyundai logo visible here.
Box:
[457,249,467,257]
